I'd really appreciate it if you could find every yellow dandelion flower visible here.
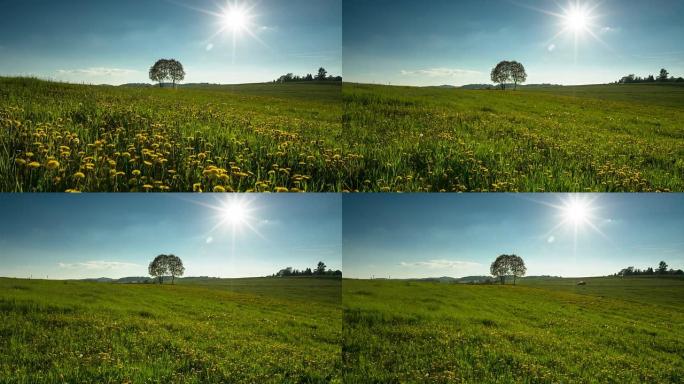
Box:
[193,183,203,192]
[142,184,153,190]
[27,161,40,169]
[14,158,26,166]
[132,169,141,176]
[46,159,60,169]
[74,172,85,179]
[275,187,288,192]
[213,185,226,192]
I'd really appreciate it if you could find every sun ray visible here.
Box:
[171,0,269,63]
[513,0,611,61]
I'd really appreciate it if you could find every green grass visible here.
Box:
[343,83,684,191]
[0,277,341,383]
[343,277,684,383]
[0,77,343,192]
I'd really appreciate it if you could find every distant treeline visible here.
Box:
[274,67,342,83]
[270,261,342,277]
[613,260,683,277]
[615,68,683,84]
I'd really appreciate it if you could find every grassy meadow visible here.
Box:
[343,83,684,191]
[0,77,343,192]
[0,277,341,383]
[343,277,684,383]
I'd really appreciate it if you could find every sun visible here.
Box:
[219,199,248,226]
[562,198,590,226]
[564,6,590,32]
[221,5,250,33]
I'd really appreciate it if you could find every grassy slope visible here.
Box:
[0,277,341,383]
[343,277,684,383]
[0,77,343,192]
[343,83,684,191]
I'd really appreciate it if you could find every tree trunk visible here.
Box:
[172,275,175,285]
[159,82,162,88]
[513,275,516,285]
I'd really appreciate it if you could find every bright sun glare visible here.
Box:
[222,6,249,32]
[220,200,248,226]
[562,199,590,226]
[564,6,589,32]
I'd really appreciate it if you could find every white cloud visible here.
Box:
[56,67,138,77]
[58,260,139,270]
[399,259,481,269]
[600,26,620,33]
[206,236,214,244]
[547,43,556,52]
[205,43,214,51]
[400,67,482,77]
[547,235,555,243]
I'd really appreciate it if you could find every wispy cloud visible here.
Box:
[599,26,620,34]
[400,68,482,77]
[56,67,138,77]
[58,261,139,270]
[400,259,481,269]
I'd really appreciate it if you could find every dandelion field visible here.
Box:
[343,277,684,383]
[344,83,684,192]
[1,77,342,192]
[0,277,341,383]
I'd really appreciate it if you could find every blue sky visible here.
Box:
[344,0,684,86]
[343,194,684,279]
[0,194,341,279]
[0,0,341,84]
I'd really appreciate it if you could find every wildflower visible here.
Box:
[27,161,40,169]
[46,159,60,169]
[74,172,85,179]
[15,158,26,166]
[132,170,141,176]
[213,185,226,192]
[193,183,202,192]
[142,184,153,191]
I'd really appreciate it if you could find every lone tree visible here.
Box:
[490,254,511,284]
[491,61,527,90]
[316,67,328,81]
[315,261,327,275]
[509,254,527,285]
[658,261,668,274]
[149,59,185,88]
[490,254,526,284]
[166,254,185,284]
[148,254,169,284]
[658,68,669,82]
[491,60,511,90]
[509,61,527,90]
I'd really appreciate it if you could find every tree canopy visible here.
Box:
[148,254,185,284]
[490,254,526,285]
[274,67,342,83]
[149,59,185,88]
[490,60,527,90]
[272,261,341,277]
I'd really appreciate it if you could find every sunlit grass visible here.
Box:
[0,77,344,192]
[343,277,684,383]
[343,83,684,192]
[0,277,341,383]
